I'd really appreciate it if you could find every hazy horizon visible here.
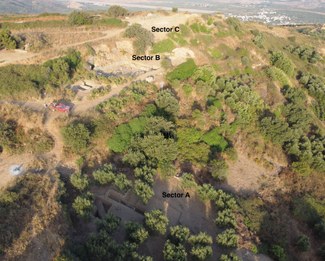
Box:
[0,0,324,24]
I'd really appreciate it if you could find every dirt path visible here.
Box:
[0,80,130,188]
[0,11,197,188]
[0,28,124,66]
[0,12,197,66]
[43,114,64,162]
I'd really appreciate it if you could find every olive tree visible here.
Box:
[145,209,169,235]
[70,172,89,191]
[72,193,93,219]
[163,240,187,261]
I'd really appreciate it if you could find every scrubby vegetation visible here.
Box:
[0,174,64,259]
[0,119,53,154]
[62,122,91,154]
[68,11,93,26]
[0,49,81,99]
[152,39,175,53]
[284,45,321,63]
[124,23,154,53]
[0,29,17,49]
[107,5,128,18]
[1,10,325,261]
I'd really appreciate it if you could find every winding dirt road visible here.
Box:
[0,12,197,66]
[0,80,131,188]
[0,11,197,188]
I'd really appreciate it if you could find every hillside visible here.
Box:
[0,8,324,261]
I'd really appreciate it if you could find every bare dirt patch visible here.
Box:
[0,50,35,65]
[224,151,284,195]
[0,154,35,189]
[128,12,199,41]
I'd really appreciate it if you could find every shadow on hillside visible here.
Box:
[234,178,324,261]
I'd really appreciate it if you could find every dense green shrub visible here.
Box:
[114,173,131,191]
[85,230,118,260]
[125,222,149,244]
[298,72,325,121]
[266,66,291,86]
[42,49,81,88]
[97,213,121,233]
[44,58,70,87]
[251,30,264,48]
[259,114,291,145]
[209,160,228,181]
[134,166,155,185]
[216,229,238,247]
[107,5,128,17]
[190,22,210,33]
[108,117,148,152]
[285,134,325,173]
[152,39,175,53]
[270,51,295,77]
[197,184,217,201]
[193,65,216,84]
[0,29,17,49]
[216,76,263,127]
[177,127,202,144]
[124,24,154,53]
[0,120,23,153]
[270,245,286,261]
[188,232,213,261]
[123,134,177,169]
[295,235,310,252]
[215,209,237,228]
[134,180,154,204]
[180,173,197,189]
[167,59,197,81]
[144,209,169,235]
[201,128,228,151]
[0,64,46,99]
[177,127,211,165]
[62,122,91,154]
[226,17,242,32]
[108,124,133,153]
[281,85,306,104]
[282,103,311,131]
[92,163,115,185]
[285,45,321,63]
[68,11,92,25]
[155,89,179,117]
[70,172,89,191]
[72,193,93,219]
[219,253,241,261]
[215,190,237,210]
[163,240,187,261]
[169,225,190,244]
